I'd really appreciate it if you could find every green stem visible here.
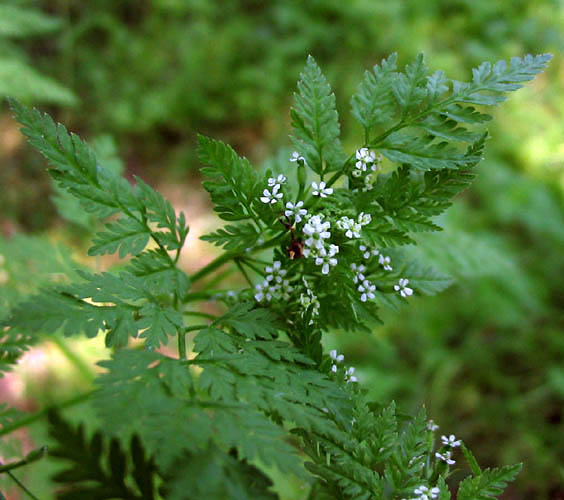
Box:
[177,331,187,360]
[235,259,254,287]
[0,447,47,473]
[6,471,39,500]
[0,391,93,439]
[189,252,238,285]
[184,324,209,333]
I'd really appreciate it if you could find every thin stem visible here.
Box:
[189,251,238,285]
[177,331,187,360]
[240,258,264,277]
[183,291,219,303]
[0,391,93,438]
[6,471,39,500]
[184,324,209,333]
[0,447,47,473]
[235,259,254,287]
[201,267,236,291]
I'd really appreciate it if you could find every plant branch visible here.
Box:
[0,391,93,439]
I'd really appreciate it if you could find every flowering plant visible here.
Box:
[0,52,550,498]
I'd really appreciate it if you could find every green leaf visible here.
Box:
[215,302,283,340]
[457,464,522,500]
[126,249,191,299]
[291,55,345,173]
[391,53,428,118]
[0,5,61,37]
[351,53,398,131]
[89,217,151,258]
[137,303,184,349]
[201,223,260,252]
[198,135,260,222]
[380,134,474,171]
[48,411,157,499]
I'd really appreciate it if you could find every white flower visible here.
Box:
[355,147,377,172]
[336,216,362,239]
[413,485,440,500]
[285,201,308,223]
[268,174,287,187]
[260,184,283,204]
[394,278,413,298]
[345,366,357,383]
[311,181,333,198]
[435,451,455,465]
[427,420,439,432]
[290,151,306,165]
[255,262,292,302]
[351,263,366,284]
[315,244,339,274]
[303,215,331,251]
[331,364,337,373]
[265,260,287,283]
[329,350,344,363]
[441,434,461,448]
[359,244,379,260]
[358,212,372,226]
[358,279,376,302]
[378,254,392,271]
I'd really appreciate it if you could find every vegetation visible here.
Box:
[1,2,563,498]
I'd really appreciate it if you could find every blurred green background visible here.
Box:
[1,0,564,498]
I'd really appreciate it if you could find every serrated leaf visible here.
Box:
[201,223,260,252]
[457,464,522,500]
[291,55,345,173]
[137,303,184,349]
[89,217,150,258]
[198,135,260,222]
[216,302,282,340]
[351,53,398,130]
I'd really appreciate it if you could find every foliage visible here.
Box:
[0,52,550,498]
[0,1,75,104]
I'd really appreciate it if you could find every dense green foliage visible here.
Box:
[0,51,550,498]
[1,2,563,498]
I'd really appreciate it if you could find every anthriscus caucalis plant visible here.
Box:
[0,52,551,499]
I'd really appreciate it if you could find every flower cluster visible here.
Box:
[434,433,461,466]
[354,148,381,173]
[336,212,371,239]
[284,201,308,224]
[329,350,358,383]
[311,181,333,198]
[379,254,393,271]
[359,244,379,260]
[260,184,283,205]
[254,261,293,302]
[260,174,286,205]
[394,278,413,297]
[302,215,339,274]
[351,263,376,302]
[299,278,320,324]
[410,485,440,500]
[441,434,461,448]
[315,244,339,274]
[435,451,455,465]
